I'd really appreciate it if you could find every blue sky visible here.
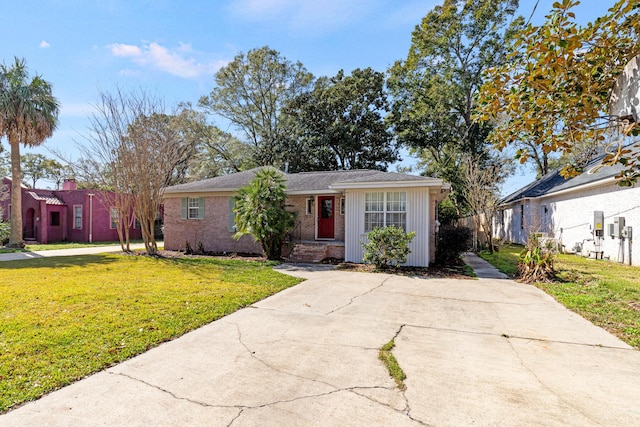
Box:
[0,0,613,193]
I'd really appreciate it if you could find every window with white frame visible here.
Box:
[339,197,345,215]
[365,192,384,232]
[228,197,236,232]
[73,205,82,229]
[365,192,406,232]
[305,198,313,216]
[189,198,200,219]
[181,197,205,220]
[385,191,406,229]
[110,207,119,229]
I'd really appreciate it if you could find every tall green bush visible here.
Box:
[362,226,416,269]
[0,220,9,245]
[0,207,8,245]
[233,168,295,260]
[436,225,472,264]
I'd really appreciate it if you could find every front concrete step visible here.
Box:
[287,242,345,263]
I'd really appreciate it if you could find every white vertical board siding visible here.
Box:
[406,188,430,266]
[344,190,365,264]
[344,188,431,267]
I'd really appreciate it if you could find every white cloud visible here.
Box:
[107,42,227,79]
[110,43,142,57]
[39,40,50,49]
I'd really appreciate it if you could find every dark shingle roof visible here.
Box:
[164,167,443,195]
[501,144,637,205]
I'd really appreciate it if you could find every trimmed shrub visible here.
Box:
[0,220,9,246]
[436,225,472,264]
[362,226,416,269]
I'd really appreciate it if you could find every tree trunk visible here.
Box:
[8,135,24,247]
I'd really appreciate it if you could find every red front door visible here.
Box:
[317,196,335,239]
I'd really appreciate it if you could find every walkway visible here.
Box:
[463,251,509,279]
[3,264,639,425]
[0,243,150,262]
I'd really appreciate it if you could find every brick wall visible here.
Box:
[163,195,261,254]
[164,193,347,254]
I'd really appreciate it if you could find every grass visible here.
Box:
[479,244,640,349]
[379,339,406,390]
[0,254,302,413]
[476,245,520,276]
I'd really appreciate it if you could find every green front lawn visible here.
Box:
[0,255,301,413]
[479,244,640,348]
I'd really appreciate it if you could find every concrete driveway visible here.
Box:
[3,265,640,426]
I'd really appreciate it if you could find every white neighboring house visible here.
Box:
[494,151,639,266]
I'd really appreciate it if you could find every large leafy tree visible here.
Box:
[0,57,59,246]
[233,168,295,260]
[199,46,314,168]
[476,0,640,183]
[0,150,9,178]
[20,153,65,188]
[388,0,522,212]
[173,106,253,181]
[286,68,398,172]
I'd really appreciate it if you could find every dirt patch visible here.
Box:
[155,250,266,262]
[336,262,473,279]
[628,301,640,312]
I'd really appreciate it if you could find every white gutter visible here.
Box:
[329,180,444,190]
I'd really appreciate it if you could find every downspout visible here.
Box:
[88,193,95,243]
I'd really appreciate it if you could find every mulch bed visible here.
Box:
[155,250,266,261]
[143,251,472,279]
[335,262,474,279]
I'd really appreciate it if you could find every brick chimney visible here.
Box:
[62,178,77,191]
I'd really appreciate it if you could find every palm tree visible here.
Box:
[0,57,59,247]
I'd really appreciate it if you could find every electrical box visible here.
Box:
[608,223,615,238]
[613,217,626,238]
[623,226,632,240]
[593,211,604,237]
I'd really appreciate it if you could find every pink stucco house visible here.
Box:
[0,178,142,244]
[162,168,450,266]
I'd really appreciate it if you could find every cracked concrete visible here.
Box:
[3,264,640,426]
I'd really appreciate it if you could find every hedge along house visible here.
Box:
[0,177,142,244]
[493,149,639,266]
[162,167,450,266]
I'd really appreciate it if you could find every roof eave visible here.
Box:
[329,180,444,190]
[286,189,342,195]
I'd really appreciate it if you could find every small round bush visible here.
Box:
[362,226,416,269]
